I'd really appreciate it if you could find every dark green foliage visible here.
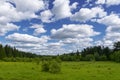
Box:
[34,57,41,65]
[41,59,61,73]
[110,51,120,62]
[2,57,33,62]
[81,46,111,57]
[55,57,62,63]
[0,44,38,60]
[0,44,6,59]
[94,52,100,61]
[59,45,112,61]
[114,41,120,51]
[85,54,95,61]
[59,51,81,61]
[99,55,107,61]
[80,46,112,61]
[41,61,50,72]
[49,60,61,73]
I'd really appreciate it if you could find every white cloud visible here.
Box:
[60,38,93,44]
[0,0,38,24]
[5,33,65,55]
[0,23,19,36]
[106,0,120,6]
[96,0,120,6]
[71,7,107,22]
[104,25,120,45]
[59,37,93,51]
[39,0,78,22]
[9,0,45,12]
[96,0,106,5]
[1,0,119,55]
[52,0,72,20]
[97,14,120,26]
[46,42,64,50]
[59,38,93,52]
[70,2,79,10]
[106,25,120,33]
[40,10,53,23]
[6,33,49,43]
[51,24,100,39]
[0,0,45,35]
[30,24,46,35]
[96,13,120,48]
[8,24,100,55]
[51,24,100,52]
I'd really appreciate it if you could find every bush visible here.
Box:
[41,59,61,73]
[34,57,40,65]
[49,60,61,73]
[99,55,107,61]
[41,61,50,72]
[94,52,100,61]
[110,51,120,62]
[85,54,95,61]
[2,57,33,62]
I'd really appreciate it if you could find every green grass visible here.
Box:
[0,61,120,80]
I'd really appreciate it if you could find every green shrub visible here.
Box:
[2,57,33,62]
[110,51,120,62]
[41,59,61,73]
[41,61,50,72]
[55,57,62,63]
[99,55,107,61]
[94,52,100,61]
[33,57,40,65]
[49,60,61,73]
[85,54,95,61]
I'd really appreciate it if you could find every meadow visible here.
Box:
[0,61,120,80]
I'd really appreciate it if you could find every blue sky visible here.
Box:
[0,0,120,55]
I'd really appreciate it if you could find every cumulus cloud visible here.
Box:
[97,13,120,43]
[103,26,120,47]
[6,33,49,43]
[30,24,46,35]
[40,10,53,23]
[5,33,65,55]
[51,24,100,39]
[0,23,19,36]
[59,37,94,51]
[8,0,45,12]
[96,13,120,48]
[39,0,79,22]
[51,0,78,20]
[97,14,120,26]
[60,38,93,44]
[52,0,72,20]
[0,0,46,35]
[70,7,107,22]
[96,0,120,6]
[50,24,100,51]
[70,2,79,10]
[0,0,38,24]
[96,0,106,5]
[1,0,119,55]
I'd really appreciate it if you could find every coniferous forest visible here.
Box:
[0,44,38,61]
[0,41,120,62]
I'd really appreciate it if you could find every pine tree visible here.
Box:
[0,44,6,59]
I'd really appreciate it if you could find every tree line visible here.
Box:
[0,44,38,59]
[0,42,120,62]
[59,41,120,62]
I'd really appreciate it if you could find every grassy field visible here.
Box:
[0,61,120,80]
